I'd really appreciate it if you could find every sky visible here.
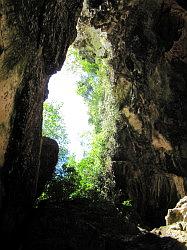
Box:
[47,59,91,160]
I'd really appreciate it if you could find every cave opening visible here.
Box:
[43,48,91,163]
[38,0,187,245]
[40,20,119,204]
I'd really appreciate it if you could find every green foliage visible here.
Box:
[45,167,79,202]
[65,35,119,201]
[122,199,133,208]
[42,101,68,165]
[41,27,119,203]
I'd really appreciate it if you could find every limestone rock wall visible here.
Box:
[0,0,83,244]
[87,0,187,226]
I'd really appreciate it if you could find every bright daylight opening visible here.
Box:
[47,52,91,161]
[41,24,118,202]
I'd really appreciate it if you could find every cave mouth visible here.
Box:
[40,0,186,231]
[40,20,119,205]
[44,47,91,163]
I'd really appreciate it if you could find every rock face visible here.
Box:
[152,196,187,246]
[165,196,187,226]
[85,0,187,226]
[0,0,83,246]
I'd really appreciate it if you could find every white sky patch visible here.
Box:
[47,61,91,160]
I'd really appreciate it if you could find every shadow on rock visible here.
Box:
[19,199,187,250]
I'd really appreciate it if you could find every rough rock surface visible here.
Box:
[84,0,187,227]
[152,196,187,246]
[165,196,187,226]
[0,0,83,246]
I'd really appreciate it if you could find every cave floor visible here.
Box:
[152,224,187,247]
[17,199,187,250]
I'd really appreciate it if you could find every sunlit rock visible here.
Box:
[166,196,187,227]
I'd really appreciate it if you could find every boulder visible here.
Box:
[165,196,187,226]
[152,196,187,246]
[36,137,59,197]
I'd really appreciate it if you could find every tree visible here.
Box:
[42,101,69,167]
[65,45,118,201]
[40,102,80,201]
[41,28,119,201]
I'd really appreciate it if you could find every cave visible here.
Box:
[0,0,187,249]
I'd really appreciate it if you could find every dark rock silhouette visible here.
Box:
[0,0,83,247]
[36,137,59,198]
